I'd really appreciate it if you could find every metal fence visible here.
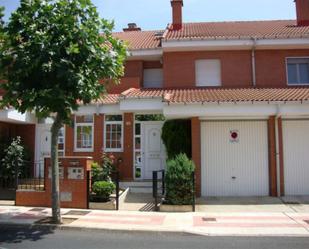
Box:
[17,161,45,191]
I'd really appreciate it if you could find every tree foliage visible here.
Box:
[161,119,192,159]
[0,0,127,223]
[0,0,127,123]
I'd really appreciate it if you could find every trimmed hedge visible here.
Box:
[92,181,115,201]
[165,154,195,205]
[161,119,191,159]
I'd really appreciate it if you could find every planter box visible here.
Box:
[159,204,193,212]
[89,200,115,210]
[89,188,130,210]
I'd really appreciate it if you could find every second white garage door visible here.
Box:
[283,120,309,196]
[201,121,269,197]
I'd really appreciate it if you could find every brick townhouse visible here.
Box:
[1,0,309,197]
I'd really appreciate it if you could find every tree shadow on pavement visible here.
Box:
[0,225,55,244]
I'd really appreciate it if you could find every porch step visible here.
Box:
[120,181,163,194]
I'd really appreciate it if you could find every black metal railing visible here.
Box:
[191,171,196,212]
[152,170,165,211]
[112,171,120,211]
[17,161,45,191]
[153,170,196,212]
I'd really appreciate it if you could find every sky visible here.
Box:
[0,0,297,32]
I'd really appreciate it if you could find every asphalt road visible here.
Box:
[0,226,309,249]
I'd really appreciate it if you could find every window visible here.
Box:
[104,115,123,152]
[75,115,94,151]
[143,69,163,88]
[58,127,65,157]
[195,59,222,87]
[287,58,309,85]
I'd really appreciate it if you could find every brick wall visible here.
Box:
[64,113,134,181]
[163,51,252,88]
[191,117,201,197]
[255,49,309,87]
[16,157,92,209]
[268,116,278,197]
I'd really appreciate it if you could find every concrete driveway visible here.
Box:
[119,193,309,213]
[197,196,309,213]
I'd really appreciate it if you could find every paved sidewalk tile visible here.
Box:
[0,205,309,236]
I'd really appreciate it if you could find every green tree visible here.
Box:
[0,0,126,223]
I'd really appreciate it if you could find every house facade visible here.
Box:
[1,0,309,197]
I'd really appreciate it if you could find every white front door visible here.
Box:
[143,123,166,179]
[35,124,52,176]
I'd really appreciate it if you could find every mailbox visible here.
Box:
[48,167,64,179]
[68,167,84,180]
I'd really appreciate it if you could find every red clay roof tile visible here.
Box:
[113,20,309,50]
[119,87,309,103]
[165,20,309,40]
[113,30,164,50]
[93,94,120,105]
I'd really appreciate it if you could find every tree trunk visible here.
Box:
[50,113,63,224]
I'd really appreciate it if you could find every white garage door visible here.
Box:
[201,121,269,197]
[283,120,309,196]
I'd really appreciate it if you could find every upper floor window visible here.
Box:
[104,115,123,152]
[75,115,94,152]
[58,127,65,157]
[287,58,309,85]
[143,69,163,88]
[195,59,222,87]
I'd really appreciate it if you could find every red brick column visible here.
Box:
[268,116,278,197]
[191,117,201,197]
[93,114,104,162]
[121,113,134,181]
[278,117,285,196]
[64,118,74,157]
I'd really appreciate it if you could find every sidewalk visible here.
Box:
[1,205,309,236]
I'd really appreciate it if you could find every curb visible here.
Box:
[0,222,190,236]
[2,222,309,238]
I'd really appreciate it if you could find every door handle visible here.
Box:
[232,176,236,180]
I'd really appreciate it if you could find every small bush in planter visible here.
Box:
[91,153,116,183]
[165,153,195,205]
[92,181,116,202]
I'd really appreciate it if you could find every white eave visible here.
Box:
[0,108,36,124]
[163,101,309,119]
[162,37,309,51]
[127,48,163,60]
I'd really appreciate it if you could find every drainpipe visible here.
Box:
[251,38,257,87]
[275,104,281,197]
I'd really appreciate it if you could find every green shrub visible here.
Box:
[165,154,195,205]
[91,153,115,183]
[92,181,115,201]
[0,136,31,179]
[91,162,102,183]
[161,120,191,159]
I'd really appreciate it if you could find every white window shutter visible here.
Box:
[143,69,163,88]
[195,59,222,87]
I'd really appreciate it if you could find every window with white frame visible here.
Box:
[287,58,309,85]
[58,127,65,157]
[75,115,94,151]
[195,59,222,87]
[104,115,123,152]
